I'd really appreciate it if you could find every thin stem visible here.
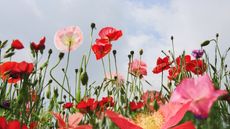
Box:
[60,47,71,101]
[76,55,85,102]
[50,59,76,100]
[86,28,94,66]
[101,58,107,77]
[62,69,71,101]
[108,53,112,78]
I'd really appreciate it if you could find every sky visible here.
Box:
[0,0,229,92]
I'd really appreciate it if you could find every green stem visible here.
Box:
[50,59,76,100]
[76,56,85,102]
[101,58,106,77]
[108,53,112,78]
[60,48,71,101]
[86,28,94,66]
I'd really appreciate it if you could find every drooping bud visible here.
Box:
[59,52,64,59]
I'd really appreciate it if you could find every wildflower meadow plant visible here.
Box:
[0,23,229,129]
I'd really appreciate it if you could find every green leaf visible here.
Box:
[0,40,8,48]
[4,52,15,58]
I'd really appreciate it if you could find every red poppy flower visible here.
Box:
[129,101,144,111]
[99,27,122,42]
[99,96,114,110]
[29,122,37,129]
[0,117,7,129]
[92,39,112,60]
[0,61,34,83]
[176,55,191,66]
[152,56,171,74]
[187,60,207,75]
[76,98,98,113]
[31,36,46,52]
[168,67,181,80]
[7,120,28,129]
[11,39,24,50]
[63,102,73,109]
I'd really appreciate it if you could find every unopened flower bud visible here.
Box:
[171,36,174,40]
[130,51,134,55]
[48,49,52,55]
[128,54,131,59]
[80,72,88,85]
[75,69,78,74]
[139,49,143,55]
[91,23,96,29]
[112,50,117,55]
[59,52,64,59]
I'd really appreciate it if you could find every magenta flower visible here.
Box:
[192,49,204,59]
[170,74,227,118]
[54,26,83,52]
[129,59,147,77]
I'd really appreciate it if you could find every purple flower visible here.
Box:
[1,100,10,109]
[192,49,204,58]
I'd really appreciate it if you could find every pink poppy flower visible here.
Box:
[170,74,227,118]
[98,27,122,42]
[52,112,92,129]
[105,101,191,129]
[54,26,83,52]
[129,59,147,77]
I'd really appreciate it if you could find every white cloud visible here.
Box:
[0,0,229,92]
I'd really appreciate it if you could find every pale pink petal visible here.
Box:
[160,101,191,129]
[54,26,83,52]
[170,74,227,118]
[68,112,84,128]
[105,110,143,129]
[52,112,66,128]
[171,121,196,129]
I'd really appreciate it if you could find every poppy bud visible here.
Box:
[130,51,134,55]
[46,85,51,99]
[112,50,117,55]
[139,49,143,55]
[170,36,174,40]
[128,54,131,59]
[48,49,53,55]
[54,88,59,98]
[75,69,78,74]
[201,40,210,47]
[91,23,96,30]
[80,72,88,85]
[59,52,64,59]
[63,95,67,99]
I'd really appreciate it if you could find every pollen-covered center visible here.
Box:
[134,112,164,129]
